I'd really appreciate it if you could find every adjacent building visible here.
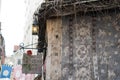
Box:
[7,45,35,80]
[23,0,44,55]
[0,23,5,65]
[0,0,8,77]
[23,0,44,80]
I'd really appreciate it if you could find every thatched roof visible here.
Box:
[34,0,120,19]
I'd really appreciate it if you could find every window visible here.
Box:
[18,59,21,65]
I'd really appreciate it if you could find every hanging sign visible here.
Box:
[22,53,42,74]
[0,64,12,78]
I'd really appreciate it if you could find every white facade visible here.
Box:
[23,0,44,55]
[0,0,1,22]
[5,52,22,66]
[23,1,44,79]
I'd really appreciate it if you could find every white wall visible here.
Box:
[0,0,1,22]
[5,52,22,66]
[23,0,44,55]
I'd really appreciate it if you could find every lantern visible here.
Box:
[32,17,39,35]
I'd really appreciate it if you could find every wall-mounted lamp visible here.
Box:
[32,17,39,35]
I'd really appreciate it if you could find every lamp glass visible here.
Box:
[32,25,39,35]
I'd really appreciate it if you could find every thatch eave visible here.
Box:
[35,0,120,19]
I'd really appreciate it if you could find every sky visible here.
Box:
[1,0,25,56]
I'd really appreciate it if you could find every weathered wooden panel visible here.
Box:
[95,14,120,80]
[62,16,75,80]
[73,16,93,80]
[61,13,120,80]
[46,18,62,80]
[62,15,93,80]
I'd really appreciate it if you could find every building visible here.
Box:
[0,0,6,65]
[8,45,23,66]
[33,0,120,80]
[0,22,5,65]
[0,0,6,76]
[23,0,44,55]
[23,0,44,80]
[7,45,35,80]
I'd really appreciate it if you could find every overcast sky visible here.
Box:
[0,0,1,21]
[1,0,25,56]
